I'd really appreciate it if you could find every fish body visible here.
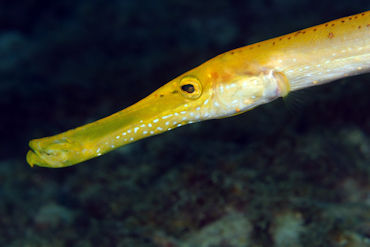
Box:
[27,11,370,168]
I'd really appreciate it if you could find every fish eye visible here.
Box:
[179,76,202,99]
[181,84,195,93]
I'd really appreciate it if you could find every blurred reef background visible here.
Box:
[1,0,370,246]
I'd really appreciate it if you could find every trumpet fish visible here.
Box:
[27,11,370,168]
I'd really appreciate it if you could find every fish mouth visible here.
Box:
[26,136,79,168]
[26,150,45,168]
[26,142,50,168]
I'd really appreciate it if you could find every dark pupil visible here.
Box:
[181,84,195,93]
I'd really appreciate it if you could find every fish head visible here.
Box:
[26,52,289,168]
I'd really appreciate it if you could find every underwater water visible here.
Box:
[1,0,369,246]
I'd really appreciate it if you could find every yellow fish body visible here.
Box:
[27,11,370,168]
